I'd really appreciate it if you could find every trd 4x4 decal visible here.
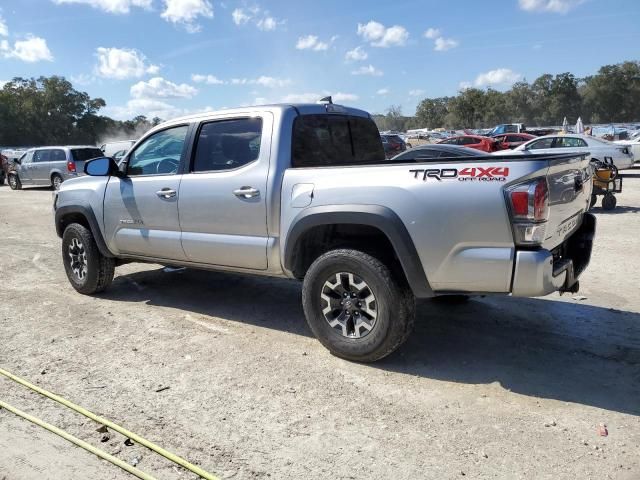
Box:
[410,167,510,182]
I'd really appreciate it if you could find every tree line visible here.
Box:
[374,60,640,131]
[0,60,638,146]
[0,76,161,147]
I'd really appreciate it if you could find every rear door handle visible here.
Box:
[233,186,260,198]
[156,188,177,199]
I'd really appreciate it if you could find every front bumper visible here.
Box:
[511,213,596,297]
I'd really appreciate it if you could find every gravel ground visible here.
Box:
[1,170,639,480]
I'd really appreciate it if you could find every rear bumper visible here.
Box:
[511,213,596,297]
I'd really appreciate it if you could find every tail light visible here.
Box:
[505,178,549,246]
[67,161,76,173]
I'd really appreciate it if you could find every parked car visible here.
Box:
[437,135,501,152]
[492,133,536,150]
[391,144,484,161]
[53,103,595,362]
[495,134,635,170]
[0,153,7,185]
[615,130,640,163]
[8,146,104,190]
[381,134,407,158]
[100,140,136,159]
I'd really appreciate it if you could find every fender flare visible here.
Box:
[283,204,433,298]
[54,205,114,258]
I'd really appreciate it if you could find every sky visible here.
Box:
[0,0,639,121]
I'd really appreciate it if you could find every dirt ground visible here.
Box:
[1,170,639,480]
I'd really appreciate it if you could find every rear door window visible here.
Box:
[50,149,67,161]
[459,137,477,146]
[192,118,263,172]
[528,138,554,150]
[555,137,588,148]
[291,114,384,167]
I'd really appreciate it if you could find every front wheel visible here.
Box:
[602,193,617,211]
[62,223,115,294]
[302,249,415,362]
[8,173,21,190]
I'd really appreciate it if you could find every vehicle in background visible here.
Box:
[53,102,595,362]
[489,123,555,137]
[492,133,536,150]
[615,131,640,164]
[495,134,635,170]
[391,144,484,161]
[381,134,407,158]
[0,153,7,185]
[437,135,501,153]
[8,146,104,190]
[100,140,136,159]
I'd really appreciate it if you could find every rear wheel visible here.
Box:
[8,173,21,190]
[302,249,415,362]
[602,193,617,211]
[62,223,115,294]
[52,174,63,190]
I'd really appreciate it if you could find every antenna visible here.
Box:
[317,96,333,104]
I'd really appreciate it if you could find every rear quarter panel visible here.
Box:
[281,158,550,293]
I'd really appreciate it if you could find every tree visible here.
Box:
[414,97,450,129]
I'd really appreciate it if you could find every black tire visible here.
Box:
[302,249,415,362]
[589,194,597,209]
[602,193,617,211]
[8,173,21,190]
[0,172,5,185]
[51,173,63,190]
[62,223,115,294]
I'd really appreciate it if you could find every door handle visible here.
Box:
[233,186,260,199]
[156,188,177,199]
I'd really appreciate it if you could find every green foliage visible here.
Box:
[410,60,640,129]
[0,76,158,147]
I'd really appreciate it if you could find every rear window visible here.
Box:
[291,114,384,167]
[72,148,104,162]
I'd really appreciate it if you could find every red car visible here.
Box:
[492,133,536,150]
[437,135,500,153]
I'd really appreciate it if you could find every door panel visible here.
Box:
[178,114,272,270]
[32,150,51,185]
[18,152,34,184]
[103,124,191,260]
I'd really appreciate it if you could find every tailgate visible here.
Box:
[543,153,592,250]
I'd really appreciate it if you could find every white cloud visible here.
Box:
[161,0,213,32]
[518,0,583,13]
[345,46,367,62]
[296,35,329,51]
[230,76,291,88]
[459,81,472,90]
[231,6,283,31]
[434,37,458,51]
[70,73,95,86]
[257,16,276,31]
[376,88,389,95]
[333,92,359,103]
[231,8,250,25]
[473,68,523,88]
[0,14,8,37]
[357,21,408,48]
[2,36,54,62]
[409,89,425,96]
[51,0,152,14]
[130,76,198,99]
[106,98,215,121]
[351,64,383,77]
[95,47,158,79]
[191,73,224,84]
[423,27,440,39]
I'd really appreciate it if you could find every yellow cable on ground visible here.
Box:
[0,399,157,480]
[0,367,219,480]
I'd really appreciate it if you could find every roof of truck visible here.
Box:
[162,103,371,127]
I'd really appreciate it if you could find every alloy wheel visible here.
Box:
[68,237,87,281]
[320,272,378,338]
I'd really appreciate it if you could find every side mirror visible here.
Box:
[84,157,120,176]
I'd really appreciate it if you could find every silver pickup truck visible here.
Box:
[53,103,596,362]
